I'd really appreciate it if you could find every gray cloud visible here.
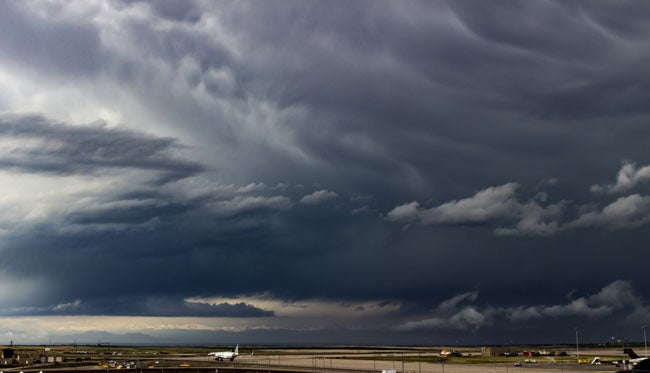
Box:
[591,162,650,194]
[589,280,640,309]
[502,280,641,322]
[0,297,273,317]
[401,281,644,332]
[396,290,488,332]
[0,2,105,77]
[387,183,566,236]
[399,306,488,332]
[0,113,203,182]
[387,167,650,235]
[540,299,612,319]
[569,194,650,230]
[208,195,293,217]
[0,299,83,317]
[300,189,338,205]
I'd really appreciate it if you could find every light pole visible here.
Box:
[643,325,648,358]
[575,327,580,363]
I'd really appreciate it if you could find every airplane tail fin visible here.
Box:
[235,344,239,355]
[624,349,639,359]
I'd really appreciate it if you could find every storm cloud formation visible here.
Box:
[0,0,649,345]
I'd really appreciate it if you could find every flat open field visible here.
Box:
[0,345,634,373]
[201,347,623,373]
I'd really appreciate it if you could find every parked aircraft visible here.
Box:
[208,345,239,361]
[615,349,650,372]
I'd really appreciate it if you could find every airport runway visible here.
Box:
[203,354,617,373]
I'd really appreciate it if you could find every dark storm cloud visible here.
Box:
[2,0,650,344]
[396,280,649,343]
[65,201,190,225]
[188,0,650,203]
[139,0,202,24]
[0,113,203,181]
[0,2,104,76]
[2,0,650,197]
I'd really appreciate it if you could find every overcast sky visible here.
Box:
[1,0,650,346]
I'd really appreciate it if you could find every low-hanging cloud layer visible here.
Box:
[386,166,650,236]
[0,0,650,345]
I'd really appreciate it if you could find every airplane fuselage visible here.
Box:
[208,345,239,362]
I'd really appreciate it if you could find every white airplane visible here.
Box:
[208,345,239,361]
